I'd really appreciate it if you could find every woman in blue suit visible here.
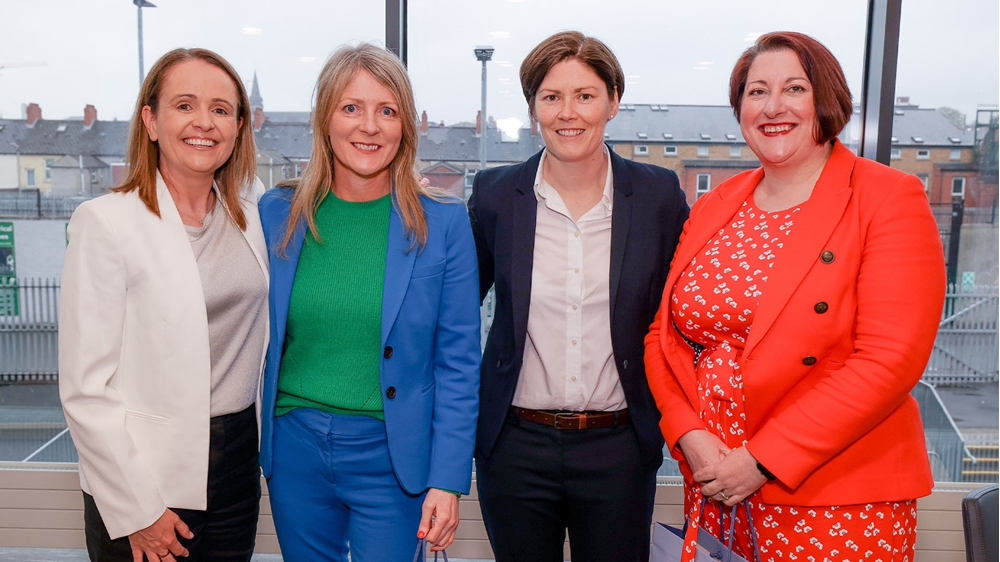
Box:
[258,43,481,561]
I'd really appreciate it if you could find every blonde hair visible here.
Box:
[113,48,256,230]
[280,42,439,252]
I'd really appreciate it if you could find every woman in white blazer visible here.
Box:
[59,48,268,562]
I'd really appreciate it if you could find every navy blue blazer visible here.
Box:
[468,148,689,464]
[258,187,482,495]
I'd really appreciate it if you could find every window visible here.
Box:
[890,148,901,159]
[916,149,930,160]
[634,145,649,156]
[44,158,55,180]
[916,173,929,195]
[464,169,476,189]
[730,146,741,158]
[950,149,961,161]
[90,170,98,183]
[698,146,709,157]
[664,146,678,156]
[26,169,35,187]
[696,174,711,197]
[951,176,966,198]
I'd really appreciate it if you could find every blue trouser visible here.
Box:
[267,408,425,562]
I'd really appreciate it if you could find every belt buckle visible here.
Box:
[553,412,583,430]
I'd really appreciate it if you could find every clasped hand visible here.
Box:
[678,430,768,506]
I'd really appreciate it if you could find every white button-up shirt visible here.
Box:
[512,148,627,412]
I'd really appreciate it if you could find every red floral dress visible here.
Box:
[670,198,917,562]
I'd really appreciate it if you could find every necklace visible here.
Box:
[175,191,216,227]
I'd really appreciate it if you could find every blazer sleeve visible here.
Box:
[746,172,946,487]
[427,204,482,493]
[467,171,495,302]
[58,202,167,538]
[644,212,708,453]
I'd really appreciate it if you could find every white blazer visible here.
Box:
[58,174,269,539]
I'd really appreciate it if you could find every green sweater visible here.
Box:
[275,192,390,420]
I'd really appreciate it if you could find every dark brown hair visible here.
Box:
[519,31,624,118]
[729,31,853,144]
[114,48,255,230]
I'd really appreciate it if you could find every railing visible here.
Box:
[929,202,999,226]
[0,278,59,381]
[0,192,89,219]
[912,381,972,482]
[926,284,999,385]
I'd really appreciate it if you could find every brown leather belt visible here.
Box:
[510,406,630,430]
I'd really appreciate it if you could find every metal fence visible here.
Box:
[0,192,88,219]
[925,284,999,385]
[0,278,59,381]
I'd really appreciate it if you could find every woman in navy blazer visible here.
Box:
[468,31,688,562]
[257,44,480,561]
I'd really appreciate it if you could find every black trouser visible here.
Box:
[476,409,659,562]
[84,404,261,562]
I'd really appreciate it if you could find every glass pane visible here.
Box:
[0,0,385,465]
[410,0,867,207]
[410,0,869,477]
[892,0,999,484]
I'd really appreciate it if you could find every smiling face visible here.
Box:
[533,58,618,166]
[739,49,827,170]
[141,59,241,185]
[327,69,403,194]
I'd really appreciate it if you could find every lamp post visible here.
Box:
[134,0,156,87]
[474,46,494,176]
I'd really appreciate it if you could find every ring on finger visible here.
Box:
[720,490,730,501]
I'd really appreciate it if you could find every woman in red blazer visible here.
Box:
[644,32,945,562]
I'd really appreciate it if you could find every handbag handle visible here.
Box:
[412,538,448,562]
[688,497,762,562]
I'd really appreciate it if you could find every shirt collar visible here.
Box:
[533,146,614,212]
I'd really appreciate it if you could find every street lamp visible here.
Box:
[474,46,494,176]
[134,0,156,87]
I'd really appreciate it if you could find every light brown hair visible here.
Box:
[279,43,438,252]
[114,47,255,230]
[729,32,853,145]
[519,31,624,118]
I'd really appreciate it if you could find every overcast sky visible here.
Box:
[1,0,996,133]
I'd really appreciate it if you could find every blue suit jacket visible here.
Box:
[468,148,688,464]
[258,187,481,495]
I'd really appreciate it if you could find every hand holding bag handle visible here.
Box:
[412,538,448,562]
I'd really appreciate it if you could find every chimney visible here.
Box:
[253,107,265,132]
[476,110,482,136]
[26,103,41,127]
[83,104,97,129]
[421,111,428,134]
[896,96,910,105]
[531,117,538,136]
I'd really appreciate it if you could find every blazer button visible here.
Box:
[622,359,629,370]
[386,386,396,399]
[814,302,829,314]
[802,356,817,366]
[496,358,503,368]
[820,250,835,264]
[383,346,393,358]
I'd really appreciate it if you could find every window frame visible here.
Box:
[696,173,711,197]
[634,145,649,157]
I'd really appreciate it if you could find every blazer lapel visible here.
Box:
[661,169,759,396]
[382,203,416,345]
[743,142,856,357]
[511,154,540,357]
[269,206,304,348]
[608,150,632,316]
